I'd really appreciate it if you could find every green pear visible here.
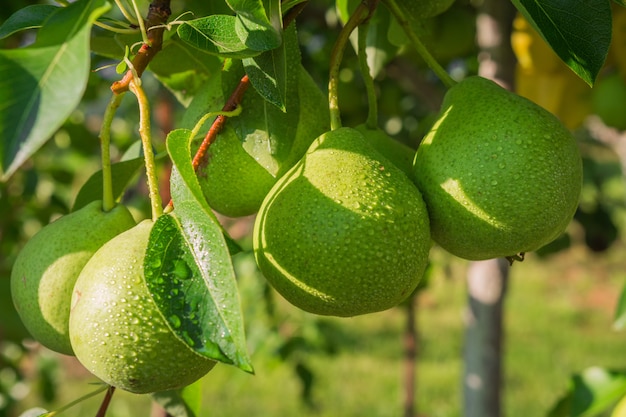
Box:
[196,125,277,218]
[254,127,431,317]
[355,124,415,179]
[69,220,216,394]
[413,76,582,260]
[190,63,330,218]
[10,201,135,355]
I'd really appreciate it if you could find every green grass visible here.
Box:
[10,242,626,417]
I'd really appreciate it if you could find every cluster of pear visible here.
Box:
[10,206,216,394]
[9,75,582,394]
[252,76,582,317]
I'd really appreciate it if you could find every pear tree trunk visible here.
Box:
[463,259,510,417]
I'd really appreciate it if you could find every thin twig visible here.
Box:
[357,19,378,129]
[99,93,125,211]
[383,0,456,88]
[328,1,377,131]
[191,76,251,170]
[95,386,116,417]
[129,78,164,220]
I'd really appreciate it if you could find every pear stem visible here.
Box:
[383,0,456,89]
[129,78,163,221]
[357,19,379,129]
[45,384,110,416]
[99,93,125,212]
[328,1,372,131]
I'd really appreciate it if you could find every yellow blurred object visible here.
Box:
[511,15,562,74]
[612,394,626,417]
[511,14,592,130]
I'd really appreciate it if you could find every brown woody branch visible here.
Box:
[191,75,251,170]
[95,386,115,417]
[110,0,172,94]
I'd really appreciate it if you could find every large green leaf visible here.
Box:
[511,0,611,85]
[144,128,252,372]
[548,367,626,417]
[228,0,282,51]
[0,4,58,39]
[0,0,110,181]
[177,15,260,59]
[242,36,288,110]
[241,22,298,127]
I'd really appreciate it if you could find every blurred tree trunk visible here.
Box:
[463,259,510,417]
[463,1,516,417]
[403,293,418,417]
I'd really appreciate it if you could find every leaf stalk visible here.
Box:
[99,93,125,212]
[383,0,456,88]
[357,19,378,129]
[129,78,163,221]
[328,1,376,131]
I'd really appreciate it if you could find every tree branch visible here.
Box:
[111,0,172,95]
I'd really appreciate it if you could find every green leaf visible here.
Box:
[548,367,626,417]
[230,0,282,51]
[243,22,297,113]
[511,0,611,85]
[147,128,252,372]
[242,41,287,110]
[71,157,144,211]
[177,15,260,59]
[614,281,626,330]
[0,0,111,181]
[235,13,282,52]
[0,5,58,39]
[151,377,204,417]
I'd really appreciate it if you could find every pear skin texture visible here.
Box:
[413,76,582,260]
[355,124,416,180]
[197,125,277,218]
[69,220,216,394]
[254,127,431,317]
[10,201,135,355]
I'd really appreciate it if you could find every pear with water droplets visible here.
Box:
[253,127,431,317]
[10,200,135,355]
[69,220,216,394]
[413,76,582,260]
[355,124,415,179]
